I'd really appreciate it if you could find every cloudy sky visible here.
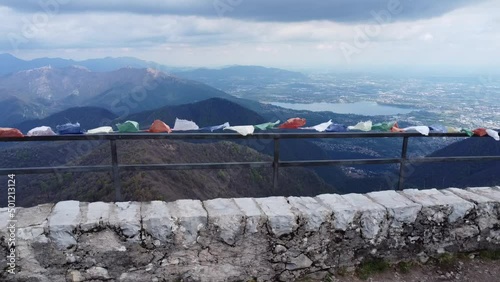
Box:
[0,0,499,71]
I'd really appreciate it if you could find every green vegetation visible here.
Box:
[356,258,390,280]
[455,252,470,260]
[62,173,73,183]
[3,139,333,206]
[15,149,31,161]
[229,143,241,154]
[336,267,348,277]
[323,273,336,282]
[217,170,229,181]
[250,168,264,182]
[397,261,413,274]
[292,251,500,281]
[479,249,500,260]
[435,253,458,270]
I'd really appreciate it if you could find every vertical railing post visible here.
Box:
[110,138,122,201]
[398,136,409,190]
[273,137,280,190]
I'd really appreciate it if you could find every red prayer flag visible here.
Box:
[279,118,306,129]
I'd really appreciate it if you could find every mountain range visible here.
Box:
[173,65,308,91]
[11,98,266,133]
[0,54,311,126]
[0,65,236,125]
[0,53,173,75]
[0,54,498,207]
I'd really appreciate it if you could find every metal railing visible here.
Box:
[1,132,499,201]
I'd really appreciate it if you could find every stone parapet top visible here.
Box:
[2,187,500,249]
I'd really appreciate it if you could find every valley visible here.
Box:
[0,54,498,207]
[176,69,500,129]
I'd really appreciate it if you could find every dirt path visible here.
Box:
[300,252,500,282]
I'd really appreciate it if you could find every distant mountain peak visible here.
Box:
[146,67,163,77]
[0,53,179,76]
[17,65,53,74]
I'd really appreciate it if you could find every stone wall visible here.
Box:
[1,187,500,282]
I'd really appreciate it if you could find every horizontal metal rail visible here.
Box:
[281,156,500,166]
[119,162,273,171]
[2,156,499,174]
[0,131,476,142]
[0,132,498,201]
[0,165,112,175]
[407,156,500,163]
[280,158,402,167]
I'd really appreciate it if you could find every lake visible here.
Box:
[267,101,415,116]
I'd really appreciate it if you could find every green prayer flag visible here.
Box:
[371,122,395,131]
[116,120,140,133]
[254,120,280,130]
[460,129,473,137]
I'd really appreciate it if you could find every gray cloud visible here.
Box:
[0,0,483,23]
[1,0,498,70]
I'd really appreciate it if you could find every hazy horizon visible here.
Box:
[2,52,499,78]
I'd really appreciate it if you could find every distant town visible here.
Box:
[215,72,500,129]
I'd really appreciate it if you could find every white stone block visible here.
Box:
[452,188,500,231]
[400,189,475,223]
[48,201,81,249]
[368,190,422,228]
[254,197,297,237]
[316,194,357,231]
[341,193,387,240]
[167,199,207,247]
[109,202,141,239]
[447,188,494,204]
[287,196,331,232]
[17,204,53,228]
[204,198,244,245]
[468,187,500,202]
[233,198,265,234]
[81,202,112,231]
[142,201,174,243]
